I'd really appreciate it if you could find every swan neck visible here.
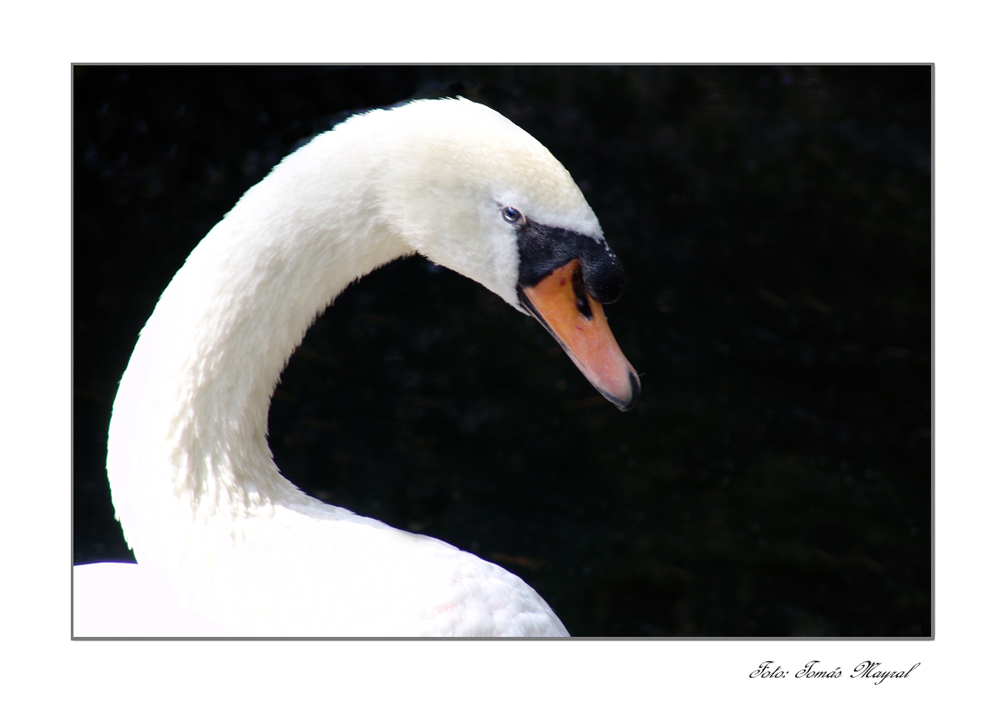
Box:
[108,131,409,555]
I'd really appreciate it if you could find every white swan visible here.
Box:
[73,98,639,637]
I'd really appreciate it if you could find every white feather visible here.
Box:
[74,98,603,637]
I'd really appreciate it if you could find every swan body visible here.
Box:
[73,98,639,637]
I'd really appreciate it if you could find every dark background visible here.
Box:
[73,65,931,637]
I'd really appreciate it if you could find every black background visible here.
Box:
[73,65,931,637]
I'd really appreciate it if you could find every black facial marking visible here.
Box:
[571,264,592,319]
[515,219,626,304]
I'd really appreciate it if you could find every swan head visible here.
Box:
[347,98,639,410]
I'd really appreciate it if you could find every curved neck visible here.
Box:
[107,132,411,560]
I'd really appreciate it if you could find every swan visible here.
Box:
[73,97,639,637]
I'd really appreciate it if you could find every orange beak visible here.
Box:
[521,260,640,411]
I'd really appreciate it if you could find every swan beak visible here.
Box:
[520,260,640,411]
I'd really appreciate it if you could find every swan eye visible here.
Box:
[501,206,524,224]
